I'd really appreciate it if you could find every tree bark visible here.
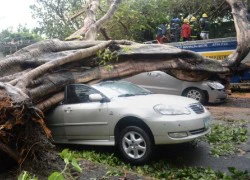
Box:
[225,0,250,66]
[66,0,121,40]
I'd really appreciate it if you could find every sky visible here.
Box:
[0,0,37,31]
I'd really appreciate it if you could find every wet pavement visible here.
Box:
[154,122,250,173]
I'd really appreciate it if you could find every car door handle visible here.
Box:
[64,108,72,113]
[155,73,161,77]
[151,72,161,77]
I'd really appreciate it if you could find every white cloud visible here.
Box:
[0,0,37,31]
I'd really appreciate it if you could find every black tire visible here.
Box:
[183,88,207,104]
[118,126,153,165]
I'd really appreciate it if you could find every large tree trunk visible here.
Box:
[225,0,250,66]
[0,0,249,168]
[66,0,121,40]
[0,39,245,164]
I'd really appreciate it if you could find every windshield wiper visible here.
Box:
[135,92,153,95]
[118,93,135,97]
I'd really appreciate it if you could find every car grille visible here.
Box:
[190,127,207,135]
[189,103,204,114]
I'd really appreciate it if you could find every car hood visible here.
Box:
[110,94,199,108]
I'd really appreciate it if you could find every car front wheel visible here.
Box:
[183,88,207,104]
[118,126,153,165]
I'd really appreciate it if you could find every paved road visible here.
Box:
[154,123,250,173]
[68,120,250,174]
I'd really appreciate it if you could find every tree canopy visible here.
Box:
[0,26,43,55]
[30,0,84,39]
[30,0,235,41]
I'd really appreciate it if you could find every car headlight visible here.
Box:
[207,82,224,89]
[153,104,191,115]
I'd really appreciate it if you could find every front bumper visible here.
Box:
[146,111,211,145]
[208,89,227,103]
[154,127,211,144]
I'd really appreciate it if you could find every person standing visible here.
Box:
[181,18,191,41]
[190,16,199,41]
[170,17,181,42]
[156,23,167,44]
[200,13,210,39]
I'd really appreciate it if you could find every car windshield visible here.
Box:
[92,81,152,99]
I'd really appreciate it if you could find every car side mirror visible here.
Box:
[89,94,104,102]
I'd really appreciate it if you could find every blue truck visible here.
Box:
[168,37,250,89]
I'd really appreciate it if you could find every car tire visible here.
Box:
[118,126,153,165]
[183,88,207,104]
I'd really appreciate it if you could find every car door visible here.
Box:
[63,84,110,140]
[154,71,182,95]
[46,105,66,141]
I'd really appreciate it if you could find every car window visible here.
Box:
[92,81,152,99]
[66,84,100,104]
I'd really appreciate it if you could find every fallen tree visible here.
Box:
[0,0,249,168]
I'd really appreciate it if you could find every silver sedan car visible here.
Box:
[47,81,211,164]
[125,71,227,104]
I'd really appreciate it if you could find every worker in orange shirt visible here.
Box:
[181,18,191,41]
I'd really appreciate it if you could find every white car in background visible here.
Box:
[125,71,227,104]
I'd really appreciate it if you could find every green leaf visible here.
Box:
[18,171,29,180]
[18,171,38,180]
[228,167,236,174]
[64,158,69,164]
[71,158,82,172]
[60,149,73,163]
[60,149,69,158]
[203,123,248,157]
[48,172,64,180]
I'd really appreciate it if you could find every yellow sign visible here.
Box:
[201,51,234,60]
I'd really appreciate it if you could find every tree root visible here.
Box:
[0,87,52,166]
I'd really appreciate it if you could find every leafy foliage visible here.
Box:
[101,0,233,41]
[18,149,82,180]
[47,149,82,180]
[228,167,250,180]
[204,122,248,157]
[97,48,119,71]
[71,149,250,179]
[48,172,64,180]
[30,0,85,39]
[18,171,38,180]
[104,0,170,41]
[0,26,42,43]
[97,49,118,65]
[0,26,43,55]
[29,0,234,41]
